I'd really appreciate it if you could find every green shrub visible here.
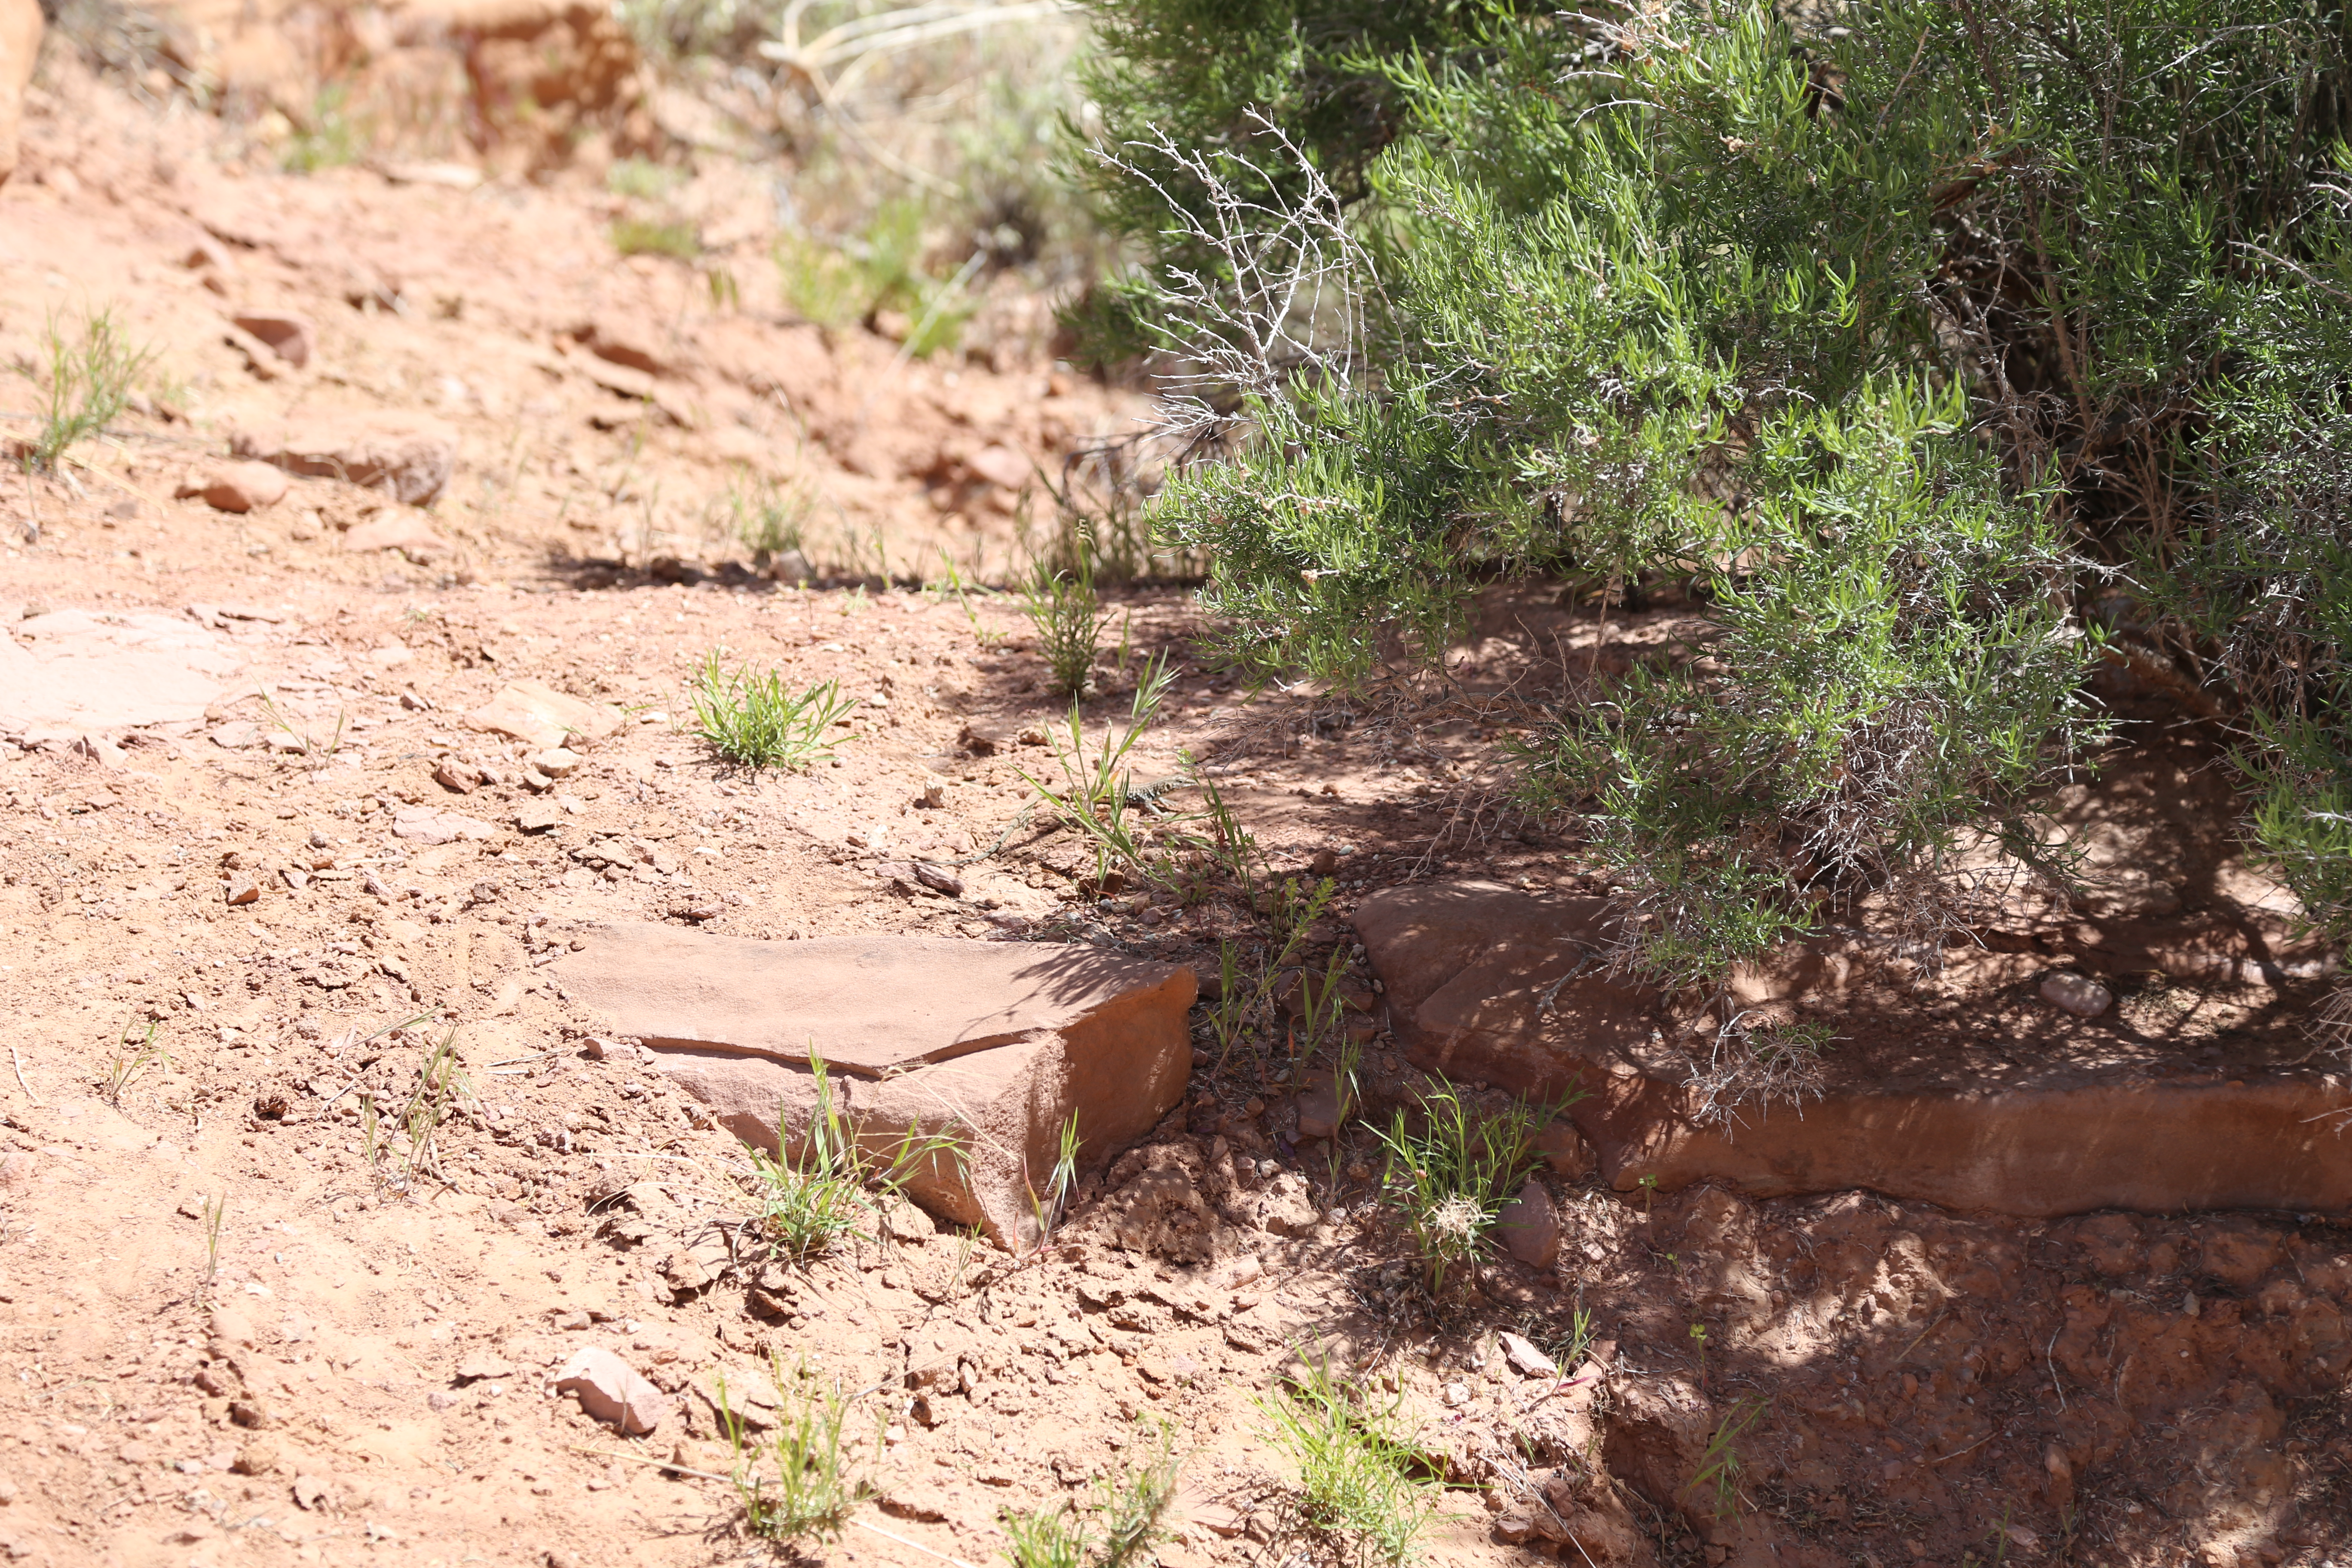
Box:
[1082,0,2352,988]
[611,217,700,260]
[777,199,978,356]
[28,308,153,472]
[689,652,859,771]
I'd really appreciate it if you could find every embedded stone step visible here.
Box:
[1354,881,2352,1217]
[557,924,1195,1246]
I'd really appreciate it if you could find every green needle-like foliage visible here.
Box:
[1081,0,2352,989]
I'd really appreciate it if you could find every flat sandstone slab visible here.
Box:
[557,925,1195,1243]
[1356,880,2352,1218]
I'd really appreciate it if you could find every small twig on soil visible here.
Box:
[10,1044,41,1107]
[851,1517,983,1568]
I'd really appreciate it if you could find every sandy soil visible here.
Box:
[4,35,2352,1568]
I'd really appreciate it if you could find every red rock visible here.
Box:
[574,314,677,377]
[552,1345,665,1434]
[1495,1179,1559,1268]
[230,312,315,369]
[343,510,454,557]
[231,413,458,505]
[0,0,38,187]
[1357,879,2352,1218]
[557,924,1196,1245]
[178,460,289,513]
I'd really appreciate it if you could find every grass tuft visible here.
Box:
[1260,1354,1432,1568]
[99,1020,170,1108]
[1023,564,1107,697]
[1002,1424,1179,1568]
[720,1355,871,1544]
[612,217,701,260]
[746,1050,962,1262]
[689,651,859,770]
[1371,1078,1569,1295]
[29,308,153,472]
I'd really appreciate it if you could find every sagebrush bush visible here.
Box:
[1083,0,2352,988]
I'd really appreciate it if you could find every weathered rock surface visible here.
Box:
[0,609,243,744]
[1495,1179,1560,1268]
[232,413,458,505]
[466,679,622,750]
[557,924,1196,1245]
[1355,880,2352,1217]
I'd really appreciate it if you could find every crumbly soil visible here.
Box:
[3,44,2350,1568]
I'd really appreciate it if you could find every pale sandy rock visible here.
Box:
[552,1345,665,1435]
[0,609,244,744]
[557,923,1194,1246]
[344,510,454,557]
[467,680,622,750]
[232,413,459,505]
[2039,971,2113,1018]
[531,746,582,777]
[1497,1330,1558,1379]
[966,444,1030,490]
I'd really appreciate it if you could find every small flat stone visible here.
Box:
[178,459,289,513]
[2040,972,2113,1018]
[391,807,496,845]
[1496,1331,1558,1380]
[230,312,315,369]
[467,680,622,751]
[344,510,453,558]
[553,1345,666,1435]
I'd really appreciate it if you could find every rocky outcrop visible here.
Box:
[1355,880,2352,1217]
[557,925,1195,1246]
[231,413,459,506]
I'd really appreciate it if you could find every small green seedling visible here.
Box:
[689,651,858,770]
[100,1020,171,1108]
